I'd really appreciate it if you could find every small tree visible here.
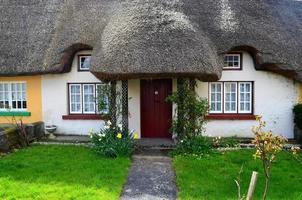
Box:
[252,115,287,200]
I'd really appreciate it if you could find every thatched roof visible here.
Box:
[0,0,301,81]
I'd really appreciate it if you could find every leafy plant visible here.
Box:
[90,121,137,158]
[171,136,213,156]
[293,104,302,129]
[167,79,208,140]
[252,115,287,200]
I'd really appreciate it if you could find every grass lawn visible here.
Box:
[173,149,302,200]
[0,144,130,200]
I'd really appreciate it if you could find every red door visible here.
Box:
[141,79,172,138]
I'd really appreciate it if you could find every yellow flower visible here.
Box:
[133,133,139,139]
[291,146,300,155]
[255,115,262,122]
[117,133,122,139]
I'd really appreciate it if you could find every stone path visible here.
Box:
[120,149,178,200]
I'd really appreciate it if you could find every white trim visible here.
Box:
[79,55,91,70]
[223,82,237,113]
[0,81,27,111]
[69,84,82,114]
[82,84,96,114]
[209,82,223,113]
[223,54,241,69]
[238,82,252,113]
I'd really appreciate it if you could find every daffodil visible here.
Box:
[255,115,262,121]
[133,133,139,139]
[117,133,122,139]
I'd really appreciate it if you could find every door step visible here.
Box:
[135,138,175,150]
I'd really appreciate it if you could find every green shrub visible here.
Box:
[293,104,302,129]
[90,123,136,158]
[171,136,213,156]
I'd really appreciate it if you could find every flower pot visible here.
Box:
[45,125,57,139]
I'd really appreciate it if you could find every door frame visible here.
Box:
[140,79,173,138]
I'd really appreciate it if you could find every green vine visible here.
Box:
[167,79,208,140]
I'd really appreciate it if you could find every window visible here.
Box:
[239,82,252,113]
[69,84,82,113]
[209,82,253,114]
[209,83,222,113]
[0,82,27,110]
[96,84,109,114]
[223,53,241,69]
[224,82,237,113]
[69,83,108,114]
[78,55,91,71]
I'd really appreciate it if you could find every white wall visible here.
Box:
[42,51,299,138]
[42,50,104,135]
[196,52,299,138]
[128,79,141,137]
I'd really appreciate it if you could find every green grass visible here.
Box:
[0,144,130,200]
[173,150,302,200]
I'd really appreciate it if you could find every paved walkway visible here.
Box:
[120,149,178,200]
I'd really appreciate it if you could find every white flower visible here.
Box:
[118,124,122,129]
[107,121,112,126]
[88,128,94,135]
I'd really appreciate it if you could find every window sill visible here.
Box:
[62,114,109,120]
[0,111,31,116]
[206,114,256,120]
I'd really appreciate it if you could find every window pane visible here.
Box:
[0,82,27,110]
[224,82,237,113]
[70,85,81,113]
[217,103,221,111]
[96,84,110,113]
[239,82,252,113]
[224,54,241,69]
[83,84,95,113]
[209,83,222,113]
[80,56,91,70]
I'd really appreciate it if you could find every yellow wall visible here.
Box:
[0,76,42,123]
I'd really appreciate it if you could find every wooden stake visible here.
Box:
[246,171,258,200]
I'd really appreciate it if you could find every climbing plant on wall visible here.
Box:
[167,78,208,140]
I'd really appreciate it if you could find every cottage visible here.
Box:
[0,0,301,139]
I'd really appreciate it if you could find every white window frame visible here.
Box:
[0,81,27,111]
[209,81,253,114]
[223,53,241,69]
[209,82,223,113]
[69,84,82,114]
[82,84,96,114]
[224,82,238,113]
[68,83,109,115]
[238,82,252,113]
[78,55,91,71]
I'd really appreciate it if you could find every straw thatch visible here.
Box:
[0,0,301,81]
